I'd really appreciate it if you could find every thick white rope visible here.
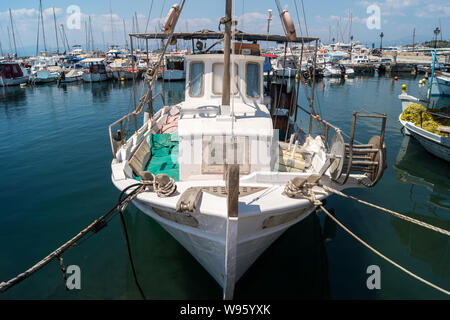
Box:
[319,205,450,296]
[322,185,450,237]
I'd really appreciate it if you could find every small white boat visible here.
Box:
[430,73,450,96]
[81,58,111,83]
[162,53,185,81]
[0,62,29,87]
[33,69,59,84]
[398,89,450,162]
[59,69,83,83]
[272,54,299,78]
[323,64,342,77]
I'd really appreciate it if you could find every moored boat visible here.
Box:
[109,1,388,299]
[0,62,29,87]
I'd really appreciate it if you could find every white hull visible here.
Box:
[162,69,185,81]
[399,116,450,162]
[112,71,136,80]
[60,76,82,83]
[121,182,319,288]
[273,68,298,78]
[0,76,29,87]
[431,76,450,96]
[82,73,109,82]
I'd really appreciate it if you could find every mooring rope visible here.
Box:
[322,185,450,237]
[0,182,151,295]
[318,204,450,296]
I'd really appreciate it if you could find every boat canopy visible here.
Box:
[129,30,319,44]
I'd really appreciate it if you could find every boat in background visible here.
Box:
[398,86,450,162]
[162,53,185,81]
[81,58,111,82]
[59,69,84,83]
[0,62,29,87]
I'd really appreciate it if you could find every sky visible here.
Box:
[0,0,448,56]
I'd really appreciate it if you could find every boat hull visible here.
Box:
[82,73,109,82]
[435,76,450,96]
[162,69,185,81]
[273,68,298,78]
[131,198,316,288]
[400,117,450,162]
[0,76,29,87]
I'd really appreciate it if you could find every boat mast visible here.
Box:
[60,24,70,53]
[53,7,59,53]
[221,0,232,114]
[9,9,17,56]
[123,19,128,49]
[39,0,47,52]
[109,0,114,48]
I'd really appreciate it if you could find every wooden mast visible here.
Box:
[221,0,232,114]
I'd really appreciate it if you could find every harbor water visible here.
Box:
[0,76,449,299]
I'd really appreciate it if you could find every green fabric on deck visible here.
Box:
[135,132,179,182]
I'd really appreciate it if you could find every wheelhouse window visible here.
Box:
[189,62,204,97]
[246,63,260,97]
[212,63,239,95]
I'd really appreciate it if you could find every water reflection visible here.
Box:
[395,135,450,209]
[393,135,450,276]
[0,86,28,116]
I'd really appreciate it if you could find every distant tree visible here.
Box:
[421,40,450,48]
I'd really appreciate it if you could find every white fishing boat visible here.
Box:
[162,53,185,81]
[59,69,84,83]
[0,62,29,87]
[272,53,299,78]
[398,87,450,162]
[109,2,387,299]
[430,72,450,96]
[32,69,59,84]
[81,58,111,82]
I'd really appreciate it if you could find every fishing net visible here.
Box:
[401,103,450,136]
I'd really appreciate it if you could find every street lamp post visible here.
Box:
[380,32,384,51]
[434,27,440,49]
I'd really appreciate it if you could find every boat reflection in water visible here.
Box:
[393,135,450,276]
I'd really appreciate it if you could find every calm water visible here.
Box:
[0,75,449,300]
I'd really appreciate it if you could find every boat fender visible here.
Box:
[163,4,181,34]
[281,10,296,41]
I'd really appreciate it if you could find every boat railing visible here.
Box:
[295,104,388,187]
[108,79,165,157]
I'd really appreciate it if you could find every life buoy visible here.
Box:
[281,10,296,41]
[164,4,180,34]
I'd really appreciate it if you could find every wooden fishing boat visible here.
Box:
[109,1,387,299]
[398,87,450,162]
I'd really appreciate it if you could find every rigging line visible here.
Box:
[319,205,450,296]
[300,0,309,37]
[144,0,155,34]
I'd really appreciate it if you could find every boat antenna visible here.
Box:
[9,9,17,56]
